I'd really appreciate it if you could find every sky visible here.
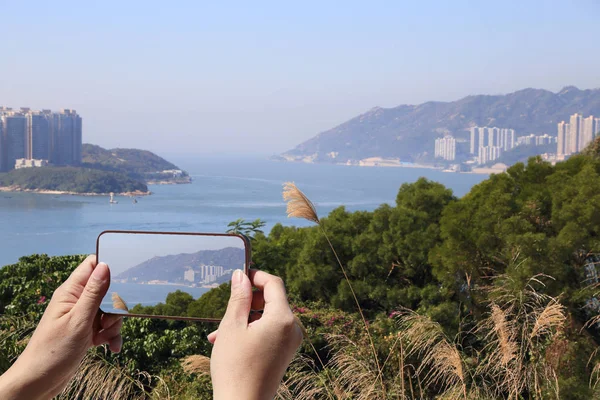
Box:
[1,0,599,156]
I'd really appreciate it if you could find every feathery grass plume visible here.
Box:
[181,354,211,376]
[283,182,319,223]
[476,274,564,399]
[276,353,340,400]
[282,181,385,394]
[396,310,469,400]
[112,292,129,311]
[58,352,161,400]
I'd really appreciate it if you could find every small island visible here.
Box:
[0,144,191,196]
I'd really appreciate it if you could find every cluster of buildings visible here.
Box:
[516,134,557,147]
[0,106,82,172]
[433,112,600,169]
[469,127,516,164]
[557,113,600,157]
[184,265,231,285]
[434,136,456,161]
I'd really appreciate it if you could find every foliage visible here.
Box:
[0,167,148,194]
[81,143,190,182]
[3,146,600,398]
[225,218,266,238]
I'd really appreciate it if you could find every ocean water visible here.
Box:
[0,156,488,268]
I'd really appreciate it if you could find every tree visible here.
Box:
[226,218,266,239]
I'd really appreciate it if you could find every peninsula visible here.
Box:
[0,144,190,195]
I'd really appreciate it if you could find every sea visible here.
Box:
[0,156,487,304]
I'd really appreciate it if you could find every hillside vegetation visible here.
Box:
[82,144,190,183]
[2,137,600,399]
[0,167,147,194]
[283,86,600,163]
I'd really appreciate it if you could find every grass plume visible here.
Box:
[112,292,129,311]
[282,181,384,393]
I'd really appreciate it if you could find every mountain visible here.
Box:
[116,247,245,283]
[82,144,191,184]
[281,86,600,164]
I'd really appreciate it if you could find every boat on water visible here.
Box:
[109,192,118,204]
[132,197,138,204]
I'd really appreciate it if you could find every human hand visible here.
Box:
[208,269,303,400]
[0,255,123,400]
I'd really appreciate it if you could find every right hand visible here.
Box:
[208,269,303,400]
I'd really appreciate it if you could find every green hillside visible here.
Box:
[0,167,148,194]
[82,144,191,183]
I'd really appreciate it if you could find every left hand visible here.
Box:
[0,255,123,400]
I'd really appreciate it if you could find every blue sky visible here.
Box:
[1,0,599,155]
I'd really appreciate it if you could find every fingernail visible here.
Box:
[232,269,243,287]
[92,262,108,282]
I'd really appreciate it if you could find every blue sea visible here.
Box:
[0,156,487,303]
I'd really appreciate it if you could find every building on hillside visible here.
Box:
[516,134,556,146]
[434,136,456,160]
[470,126,515,164]
[557,113,599,156]
[27,112,51,160]
[1,114,27,172]
[14,159,49,169]
[0,107,82,171]
[184,269,195,283]
[557,121,569,156]
[478,146,503,165]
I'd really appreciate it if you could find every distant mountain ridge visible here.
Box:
[281,86,600,164]
[116,247,245,283]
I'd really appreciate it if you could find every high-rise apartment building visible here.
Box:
[1,114,27,171]
[517,134,556,147]
[582,116,596,151]
[434,136,456,161]
[0,120,3,171]
[27,112,51,160]
[557,121,569,156]
[0,107,82,171]
[51,109,82,166]
[568,113,582,154]
[470,126,515,164]
[557,113,598,156]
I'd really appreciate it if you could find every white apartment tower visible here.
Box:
[434,136,456,161]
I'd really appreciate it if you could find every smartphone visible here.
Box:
[96,230,251,322]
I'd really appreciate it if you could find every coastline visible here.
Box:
[0,186,151,197]
[274,158,495,175]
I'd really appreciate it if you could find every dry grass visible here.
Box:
[181,355,211,376]
[283,182,320,224]
[282,181,385,393]
[112,292,129,311]
[397,310,468,400]
[58,352,165,400]
[475,275,565,399]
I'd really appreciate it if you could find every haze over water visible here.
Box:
[0,157,487,267]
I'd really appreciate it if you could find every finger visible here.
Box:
[251,290,265,311]
[59,255,97,297]
[101,313,122,330]
[221,269,253,327]
[207,330,218,344]
[108,335,123,353]
[95,318,123,346]
[72,262,111,323]
[249,270,290,314]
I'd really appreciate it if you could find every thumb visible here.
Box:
[73,262,110,321]
[221,269,252,326]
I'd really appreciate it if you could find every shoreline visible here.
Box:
[274,158,494,175]
[0,186,151,197]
